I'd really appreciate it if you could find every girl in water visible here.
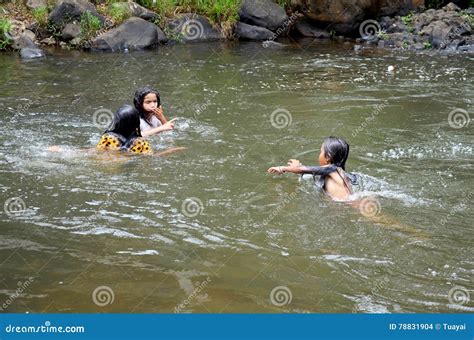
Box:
[267,136,357,201]
[133,86,177,137]
[97,105,152,154]
[49,105,184,156]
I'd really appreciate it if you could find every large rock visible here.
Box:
[13,34,46,59]
[20,47,46,59]
[108,2,157,21]
[239,0,288,31]
[291,0,424,35]
[61,22,81,41]
[12,34,37,49]
[294,18,330,38]
[378,0,425,16]
[234,21,275,40]
[49,0,104,26]
[168,14,223,42]
[91,17,166,51]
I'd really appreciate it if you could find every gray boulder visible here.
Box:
[91,17,166,51]
[62,22,81,41]
[14,34,46,59]
[294,18,330,38]
[239,0,288,31]
[168,14,223,42]
[20,47,46,59]
[49,0,104,26]
[234,22,275,40]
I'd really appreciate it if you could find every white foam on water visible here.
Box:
[301,172,428,207]
[116,250,159,256]
[344,294,391,314]
[321,254,393,265]
[349,190,428,207]
[73,227,142,238]
[377,143,473,160]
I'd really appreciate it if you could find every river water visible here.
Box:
[0,41,472,313]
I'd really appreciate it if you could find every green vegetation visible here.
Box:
[275,0,291,10]
[376,30,389,40]
[32,6,48,27]
[423,41,432,49]
[0,16,11,49]
[80,10,102,41]
[401,12,414,33]
[107,3,130,24]
[461,12,474,29]
[179,0,240,26]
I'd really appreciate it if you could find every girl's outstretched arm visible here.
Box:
[154,147,187,157]
[141,118,177,137]
[267,159,333,175]
[48,146,96,153]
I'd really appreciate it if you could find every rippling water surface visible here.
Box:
[0,41,472,313]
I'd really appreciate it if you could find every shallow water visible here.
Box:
[0,41,473,313]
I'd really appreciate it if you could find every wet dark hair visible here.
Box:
[133,86,161,126]
[105,105,141,141]
[323,136,350,170]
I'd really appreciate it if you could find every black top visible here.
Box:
[299,165,358,192]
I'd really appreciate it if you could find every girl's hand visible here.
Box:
[152,105,164,117]
[287,159,302,167]
[152,106,167,124]
[267,166,285,174]
[160,117,177,131]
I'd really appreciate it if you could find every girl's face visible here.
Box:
[142,93,158,113]
[318,144,330,166]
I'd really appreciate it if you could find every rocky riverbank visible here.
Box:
[1,0,473,59]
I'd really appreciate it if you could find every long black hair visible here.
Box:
[323,136,350,170]
[133,86,161,125]
[105,105,141,141]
